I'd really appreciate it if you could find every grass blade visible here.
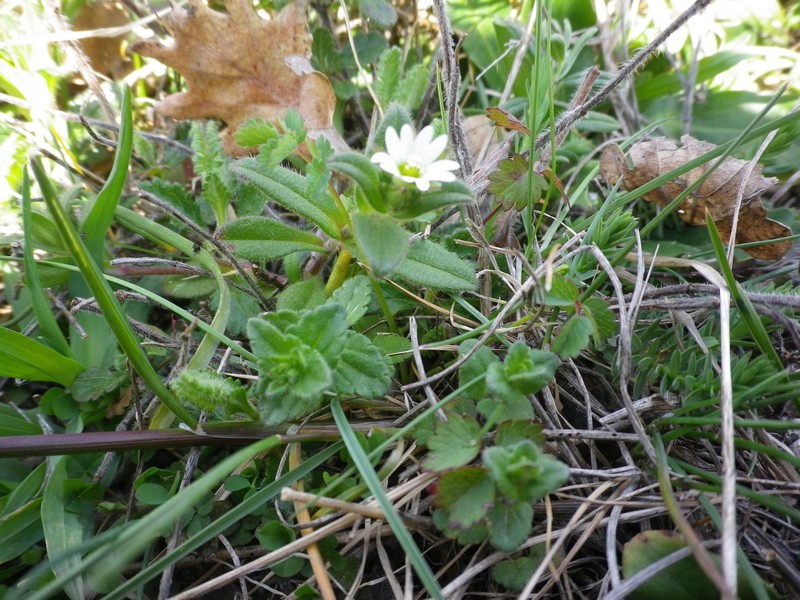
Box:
[332,399,444,600]
[30,158,197,427]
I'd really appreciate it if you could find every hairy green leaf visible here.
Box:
[435,467,495,528]
[352,212,410,276]
[392,239,476,291]
[220,216,324,261]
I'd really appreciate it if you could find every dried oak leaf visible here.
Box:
[131,0,347,155]
[600,135,792,260]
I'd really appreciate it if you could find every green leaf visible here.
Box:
[0,328,84,387]
[483,440,569,503]
[424,414,483,471]
[170,369,253,418]
[374,46,402,105]
[220,216,325,261]
[435,467,495,528]
[71,366,125,402]
[138,179,202,224]
[135,483,170,506]
[293,304,350,360]
[0,499,44,564]
[492,556,540,591]
[256,522,304,577]
[543,274,580,306]
[329,152,382,209]
[82,87,133,262]
[21,168,71,356]
[33,162,198,427]
[276,278,327,312]
[358,0,397,29]
[622,531,723,600]
[487,500,533,552]
[231,159,342,239]
[392,239,476,291]
[329,275,372,325]
[394,63,429,111]
[458,340,498,401]
[352,212,410,276]
[582,297,617,343]
[191,120,226,179]
[487,153,548,210]
[42,457,89,600]
[390,180,474,220]
[494,421,546,447]
[332,331,393,397]
[371,332,412,363]
[551,314,593,359]
[486,342,558,399]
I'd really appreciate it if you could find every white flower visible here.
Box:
[371,124,460,192]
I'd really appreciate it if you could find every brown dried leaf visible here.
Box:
[599,136,792,260]
[131,0,346,155]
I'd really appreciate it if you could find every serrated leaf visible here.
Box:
[485,107,531,135]
[234,118,280,147]
[484,440,569,503]
[294,304,350,361]
[551,315,593,359]
[492,556,540,591]
[374,47,402,105]
[583,297,617,343]
[139,179,202,224]
[352,212,410,276]
[494,421,546,447]
[425,414,483,471]
[358,0,397,28]
[392,239,476,291]
[330,275,372,325]
[487,500,533,552]
[487,153,548,210]
[220,216,325,261]
[543,274,579,306]
[487,342,558,400]
[71,367,125,402]
[435,467,495,529]
[277,278,327,312]
[332,331,393,397]
[458,340,498,400]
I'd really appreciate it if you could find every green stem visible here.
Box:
[324,248,352,295]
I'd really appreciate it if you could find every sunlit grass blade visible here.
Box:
[82,86,133,263]
[705,214,784,373]
[20,167,71,356]
[332,400,444,600]
[30,158,197,427]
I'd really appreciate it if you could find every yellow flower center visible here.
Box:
[398,162,421,178]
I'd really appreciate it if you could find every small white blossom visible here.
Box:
[371,124,460,192]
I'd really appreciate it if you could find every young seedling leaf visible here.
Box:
[425,414,484,471]
[352,212,410,276]
[434,467,495,529]
[487,500,533,552]
[551,314,593,359]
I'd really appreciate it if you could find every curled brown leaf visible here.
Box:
[599,135,792,260]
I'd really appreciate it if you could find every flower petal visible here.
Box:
[399,124,416,159]
[414,177,431,192]
[414,126,435,154]
[384,127,400,156]
[418,134,449,164]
